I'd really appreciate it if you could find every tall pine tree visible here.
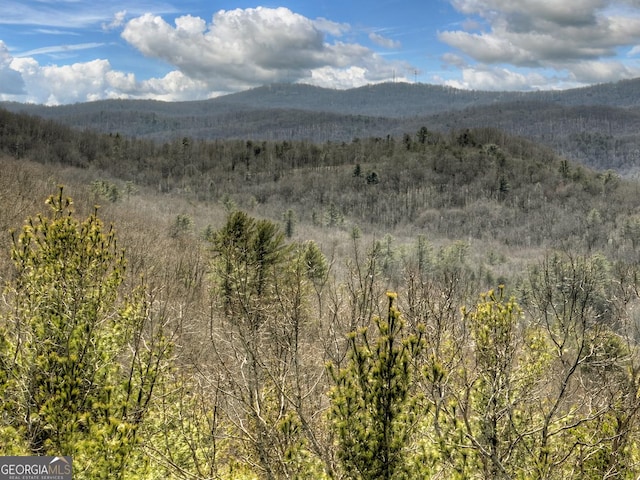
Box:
[328,292,424,479]
[0,188,170,479]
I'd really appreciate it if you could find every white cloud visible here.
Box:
[566,59,640,83]
[306,66,368,88]
[11,58,114,104]
[312,17,350,37]
[3,51,205,104]
[102,10,127,31]
[444,65,552,90]
[0,41,25,94]
[6,57,253,104]
[0,7,413,105]
[137,71,212,101]
[1,1,116,28]
[18,43,105,58]
[442,0,640,87]
[439,30,536,65]
[121,7,411,94]
[451,0,606,26]
[34,29,81,36]
[0,6,413,104]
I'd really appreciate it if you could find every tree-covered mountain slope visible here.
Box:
[5,78,640,174]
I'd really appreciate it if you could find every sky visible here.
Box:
[2,0,640,104]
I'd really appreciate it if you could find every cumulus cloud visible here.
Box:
[301,66,369,89]
[451,0,606,26]
[441,0,640,87]
[2,51,207,105]
[121,7,411,93]
[9,57,113,104]
[0,53,211,105]
[0,41,26,94]
[0,6,413,104]
[567,59,638,83]
[443,65,551,91]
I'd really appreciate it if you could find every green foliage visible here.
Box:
[462,287,529,478]
[0,323,28,455]
[139,372,233,480]
[91,179,120,202]
[7,189,126,456]
[516,252,640,479]
[302,240,328,285]
[211,210,288,321]
[0,188,170,479]
[283,208,296,238]
[328,292,425,479]
[220,193,237,213]
[209,210,327,478]
[169,213,193,238]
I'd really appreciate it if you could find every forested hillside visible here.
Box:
[2,107,640,478]
[5,79,640,175]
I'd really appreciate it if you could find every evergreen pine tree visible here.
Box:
[328,292,424,479]
[0,188,170,479]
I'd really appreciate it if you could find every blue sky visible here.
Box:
[2,0,640,104]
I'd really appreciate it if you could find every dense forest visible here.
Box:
[2,104,640,479]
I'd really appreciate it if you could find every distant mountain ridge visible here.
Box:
[4,78,640,174]
[216,79,640,115]
[6,78,640,117]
